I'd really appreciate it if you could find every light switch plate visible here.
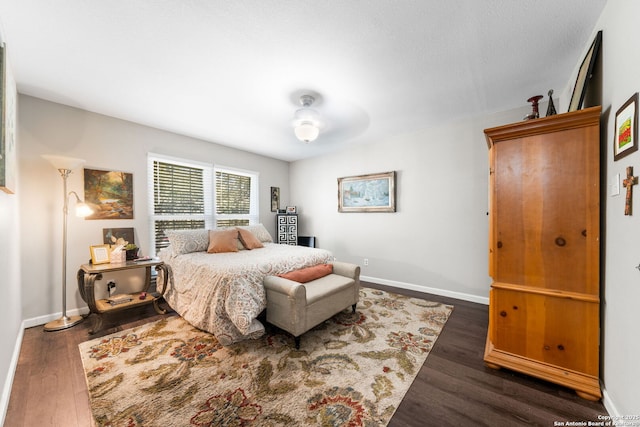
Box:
[611,173,620,196]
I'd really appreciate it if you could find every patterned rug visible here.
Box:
[79,287,453,426]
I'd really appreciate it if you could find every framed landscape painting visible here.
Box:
[338,171,396,213]
[84,168,134,219]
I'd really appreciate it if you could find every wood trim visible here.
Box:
[490,282,600,303]
[485,106,602,148]
[484,338,602,400]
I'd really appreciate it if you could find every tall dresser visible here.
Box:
[483,106,602,401]
[276,214,298,245]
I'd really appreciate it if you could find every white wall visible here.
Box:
[0,173,22,424]
[587,0,640,416]
[290,105,530,302]
[18,95,290,321]
[0,32,22,425]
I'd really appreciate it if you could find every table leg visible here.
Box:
[88,313,103,335]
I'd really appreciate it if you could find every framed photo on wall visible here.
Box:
[338,171,396,213]
[271,186,280,212]
[614,93,638,161]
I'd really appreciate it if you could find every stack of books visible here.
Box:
[107,294,133,306]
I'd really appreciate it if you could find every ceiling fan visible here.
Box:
[289,90,370,144]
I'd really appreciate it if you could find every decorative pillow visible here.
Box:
[165,229,209,255]
[237,228,264,250]
[279,264,333,283]
[237,224,274,243]
[207,229,240,253]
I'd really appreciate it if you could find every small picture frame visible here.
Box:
[614,93,639,161]
[90,244,111,265]
[286,206,297,214]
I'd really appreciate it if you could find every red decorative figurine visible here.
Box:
[524,95,544,120]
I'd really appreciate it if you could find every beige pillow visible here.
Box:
[237,228,264,250]
[237,224,274,243]
[165,229,209,254]
[207,229,239,253]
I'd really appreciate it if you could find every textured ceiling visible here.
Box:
[0,0,607,161]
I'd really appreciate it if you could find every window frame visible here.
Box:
[147,153,259,255]
[214,164,260,226]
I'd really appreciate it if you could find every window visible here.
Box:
[215,168,259,227]
[148,154,258,254]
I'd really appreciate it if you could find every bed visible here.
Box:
[158,225,333,345]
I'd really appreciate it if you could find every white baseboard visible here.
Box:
[601,386,619,419]
[0,320,25,427]
[22,307,90,329]
[361,275,489,305]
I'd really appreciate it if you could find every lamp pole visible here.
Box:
[44,168,84,331]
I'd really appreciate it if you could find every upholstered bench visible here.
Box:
[263,261,360,348]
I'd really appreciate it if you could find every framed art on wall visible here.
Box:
[568,30,602,112]
[270,186,280,212]
[0,43,17,194]
[614,93,638,161]
[84,168,134,219]
[338,171,396,213]
[103,227,135,246]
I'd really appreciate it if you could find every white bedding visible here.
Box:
[159,243,332,345]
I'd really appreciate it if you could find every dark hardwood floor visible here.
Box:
[5,282,607,426]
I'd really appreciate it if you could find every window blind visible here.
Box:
[147,154,259,255]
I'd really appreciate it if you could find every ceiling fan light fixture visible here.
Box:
[294,122,320,143]
[293,94,321,143]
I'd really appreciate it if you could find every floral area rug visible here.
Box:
[79,287,453,426]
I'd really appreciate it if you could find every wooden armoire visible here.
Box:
[483,106,602,401]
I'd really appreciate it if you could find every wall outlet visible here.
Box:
[363,258,369,266]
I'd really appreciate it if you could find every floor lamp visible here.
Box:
[42,155,94,331]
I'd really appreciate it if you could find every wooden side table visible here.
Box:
[77,260,170,334]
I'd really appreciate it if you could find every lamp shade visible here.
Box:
[75,202,94,218]
[42,154,86,171]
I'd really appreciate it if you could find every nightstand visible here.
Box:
[77,260,170,334]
